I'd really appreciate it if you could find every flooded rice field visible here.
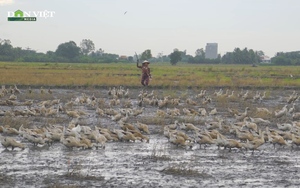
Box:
[1,86,300,187]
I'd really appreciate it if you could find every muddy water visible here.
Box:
[1,88,300,187]
[2,139,300,187]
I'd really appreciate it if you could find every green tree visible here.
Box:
[140,49,152,60]
[80,39,95,55]
[233,48,242,64]
[195,48,205,58]
[180,50,191,62]
[45,51,58,62]
[242,48,252,64]
[248,49,257,64]
[221,48,262,64]
[98,53,118,63]
[55,41,80,61]
[13,47,23,61]
[0,39,14,60]
[271,56,291,65]
[256,50,264,57]
[169,49,182,65]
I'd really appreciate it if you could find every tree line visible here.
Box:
[0,38,298,65]
[0,39,120,63]
[271,51,300,65]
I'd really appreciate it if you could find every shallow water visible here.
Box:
[2,138,300,187]
[0,88,300,187]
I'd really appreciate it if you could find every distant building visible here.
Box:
[260,55,271,64]
[205,43,218,59]
[118,55,128,60]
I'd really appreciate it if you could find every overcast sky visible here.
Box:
[0,0,299,57]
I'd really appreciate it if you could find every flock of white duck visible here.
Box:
[0,85,149,151]
[1,85,300,155]
[160,88,300,154]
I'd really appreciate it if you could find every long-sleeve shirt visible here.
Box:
[137,63,151,77]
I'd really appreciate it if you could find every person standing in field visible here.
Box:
[137,60,152,86]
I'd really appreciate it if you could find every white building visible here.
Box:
[205,43,218,59]
[260,55,271,63]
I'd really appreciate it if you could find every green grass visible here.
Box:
[0,62,299,88]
